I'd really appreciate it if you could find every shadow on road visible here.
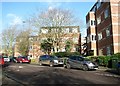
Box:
[2,66,94,85]
[104,69,120,76]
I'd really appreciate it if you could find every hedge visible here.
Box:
[52,51,81,58]
[86,53,120,67]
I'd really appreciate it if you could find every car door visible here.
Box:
[69,56,78,68]
[75,56,84,69]
[41,55,47,64]
[17,57,21,62]
[45,55,51,65]
[42,55,50,65]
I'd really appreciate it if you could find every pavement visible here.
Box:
[98,66,110,70]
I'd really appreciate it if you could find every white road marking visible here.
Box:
[95,73,120,78]
[18,66,23,69]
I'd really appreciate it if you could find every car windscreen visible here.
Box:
[50,56,58,59]
[20,57,28,59]
[84,58,90,61]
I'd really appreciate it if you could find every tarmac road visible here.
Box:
[2,63,120,85]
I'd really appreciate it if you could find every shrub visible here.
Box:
[97,56,111,66]
[111,53,120,60]
[52,51,81,58]
[53,52,68,57]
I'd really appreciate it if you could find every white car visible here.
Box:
[3,56,10,62]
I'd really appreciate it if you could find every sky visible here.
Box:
[1,1,96,37]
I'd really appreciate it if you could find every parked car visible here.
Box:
[0,55,5,66]
[10,57,18,63]
[39,55,64,67]
[3,56,10,62]
[65,55,98,71]
[116,61,120,74]
[16,56,31,63]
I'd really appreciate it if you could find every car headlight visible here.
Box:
[88,63,94,66]
[53,60,58,63]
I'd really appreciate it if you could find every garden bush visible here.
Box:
[52,51,81,58]
[111,53,120,60]
[97,56,111,67]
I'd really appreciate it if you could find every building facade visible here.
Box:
[86,0,120,56]
[14,26,81,58]
[39,26,81,54]
[81,37,87,56]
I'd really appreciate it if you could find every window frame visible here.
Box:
[97,16,101,25]
[104,8,109,19]
[98,32,102,40]
[106,46,111,55]
[106,27,110,37]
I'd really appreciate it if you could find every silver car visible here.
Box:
[65,55,98,71]
[39,55,64,67]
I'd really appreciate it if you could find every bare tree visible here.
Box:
[16,28,32,56]
[1,25,19,56]
[30,8,80,53]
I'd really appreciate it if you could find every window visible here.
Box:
[91,6,96,12]
[91,20,95,26]
[92,35,96,41]
[97,1,101,9]
[106,27,110,37]
[94,21,96,25]
[41,29,48,33]
[73,38,78,43]
[106,46,111,55]
[69,28,72,33]
[29,46,32,50]
[87,20,90,28]
[98,32,102,40]
[104,8,109,19]
[97,16,101,24]
[29,38,33,41]
[70,56,76,60]
[64,28,69,33]
[77,57,83,61]
[87,36,90,43]
[72,28,78,33]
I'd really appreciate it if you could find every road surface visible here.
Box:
[2,63,120,85]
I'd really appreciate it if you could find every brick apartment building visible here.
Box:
[14,26,81,58]
[86,0,120,56]
[81,37,87,55]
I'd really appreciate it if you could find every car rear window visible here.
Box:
[3,56,8,58]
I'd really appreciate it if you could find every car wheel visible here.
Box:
[14,60,17,63]
[50,62,54,67]
[20,61,22,63]
[117,68,120,75]
[39,61,42,66]
[66,63,71,69]
[83,65,89,71]
[63,64,66,68]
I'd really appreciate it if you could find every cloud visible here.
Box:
[6,13,15,17]
[6,13,23,26]
[47,2,62,9]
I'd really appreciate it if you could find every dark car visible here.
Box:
[39,55,64,67]
[16,56,31,63]
[65,55,98,71]
[10,57,18,63]
[116,61,120,74]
